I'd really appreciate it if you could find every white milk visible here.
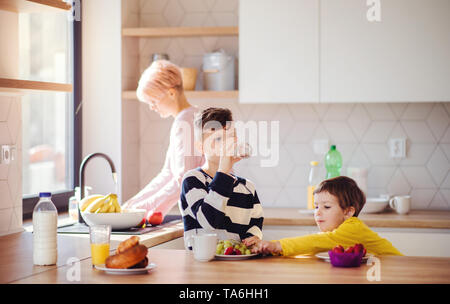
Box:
[33,211,58,265]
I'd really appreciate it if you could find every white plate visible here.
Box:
[315,252,374,263]
[81,209,146,230]
[94,262,157,275]
[215,253,259,260]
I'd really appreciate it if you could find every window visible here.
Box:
[19,7,81,218]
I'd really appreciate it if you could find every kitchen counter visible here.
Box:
[0,222,183,284]
[263,209,450,229]
[3,208,449,284]
[10,248,450,284]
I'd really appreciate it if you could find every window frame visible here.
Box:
[22,2,82,219]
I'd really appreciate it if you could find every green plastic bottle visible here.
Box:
[325,145,342,179]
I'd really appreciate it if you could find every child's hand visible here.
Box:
[253,240,283,255]
[242,236,260,248]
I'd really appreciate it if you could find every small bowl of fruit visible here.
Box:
[328,244,367,267]
[215,239,257,260]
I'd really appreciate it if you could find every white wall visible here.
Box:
[82,0,122,201]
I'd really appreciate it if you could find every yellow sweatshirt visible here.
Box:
[279,217,403,256]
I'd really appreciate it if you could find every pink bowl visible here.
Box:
[328,250,364,267]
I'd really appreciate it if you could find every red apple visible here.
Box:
[333,245,345,253]
[148,212,163,226]
[354,243,364,254]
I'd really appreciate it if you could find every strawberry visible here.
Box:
[224,247,234,255]
[345,246,354,254]
[234,249,242,255]
[332,245,344,253]
[354,243,364,254]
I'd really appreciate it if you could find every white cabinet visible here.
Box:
[239,0,450,103]
[321,0,450,103]
[239,0,319,103]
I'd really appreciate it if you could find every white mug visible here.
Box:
[389,195,411,214]
[192,233,218,262]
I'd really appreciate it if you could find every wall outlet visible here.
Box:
[1,145,16,164]
[313,139,329,155]
[389,138,406,158]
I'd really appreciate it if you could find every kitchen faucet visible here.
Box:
[78,152,117,223]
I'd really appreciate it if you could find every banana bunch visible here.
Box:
[79,193,122,213]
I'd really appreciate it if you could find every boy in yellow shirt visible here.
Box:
[244,176,402,256]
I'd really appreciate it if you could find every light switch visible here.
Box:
[389,138,406,158]
[1,145,16,164]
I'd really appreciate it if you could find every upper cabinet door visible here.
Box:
[321,0,450,103]
[239,0,319,103]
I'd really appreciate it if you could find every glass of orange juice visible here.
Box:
[89,225,111,266]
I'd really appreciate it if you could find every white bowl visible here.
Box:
[361,198,389,213]
[80,209,146,230]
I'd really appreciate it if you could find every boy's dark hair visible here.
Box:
[313,176,366,217]
[194,107,233,141]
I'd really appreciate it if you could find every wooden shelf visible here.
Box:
[122,26,239,38]
[0,0,71,12]
[0,78,73,93]
[123,90,238,100]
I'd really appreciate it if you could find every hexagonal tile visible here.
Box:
[179,0,209,12]
[139,38,171,60]
[410,189,437,209]
[285,121,318,144]
[428,191,449,210]
[368,166,395,188]
[311,125,330,141]
[284,143,316,166]
[364,103,396,120]
[440,126,450,143]
[202,14,217,26]
[401,103,433,120]
[348,105,371,141]
[0,97,11,121]
[163,0,185,26]
[389,103,407,119]
[0,163,9,180]
[402,167,436,189]
[201,37,219,52]
[178,37,205,56]
[0,208,13,233]
[0,122,12,145]
[165,39,185,65]
[361,121,395,143]
[213,36,239,56]
[211,12,238,26]
[7,162,20,202]
[399,143,435,166]
[440,189,450,207]
[362,143,396,166]
[140,13,169,27]
[247,166,280,187]
[285,165,310,187]
[273,145,294,182]
[387,169,411,195]
[426,103,449,141]
[323,121,357,143]
[212,0,238,12]
[440,144,450,162]
[9,206,22,231]
[426,146,450,186]
[441,172,450,189]
[0,181,12,209]
[313,104,329,120]
[335,143,357,167]
[401,121,437,143]
[287,104,320,121]
[323,104,354,121]
[255,186,282,207]
[140,0,168,14]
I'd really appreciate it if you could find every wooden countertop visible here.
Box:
[263,209,450,229]
[3,208,449,284]
[11,249,450,284]
[0,222,183,284]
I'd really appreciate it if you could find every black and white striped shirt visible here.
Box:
[178,167,264,250]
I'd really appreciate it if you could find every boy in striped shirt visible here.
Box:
[178,107,264,250]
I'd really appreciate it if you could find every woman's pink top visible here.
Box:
[125,106,205,217]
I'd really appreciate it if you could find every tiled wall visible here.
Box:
[0,95,23,236]
[121,0,450,210]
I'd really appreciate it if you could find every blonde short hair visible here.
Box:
[136,60,183,103]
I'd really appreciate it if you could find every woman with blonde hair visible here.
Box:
[123,60,204,220]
